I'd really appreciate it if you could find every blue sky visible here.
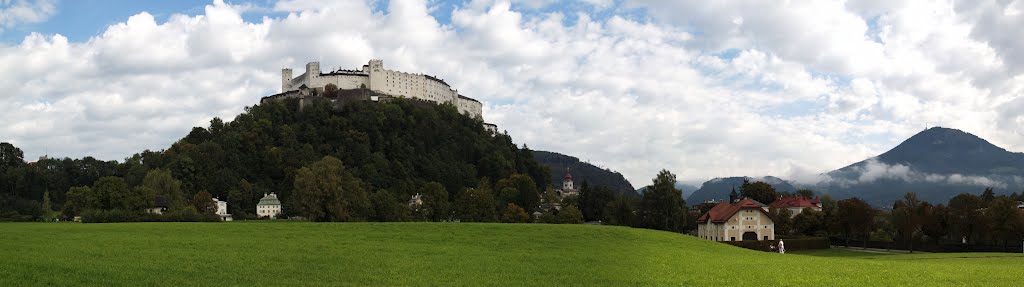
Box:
[0,0,1021,186]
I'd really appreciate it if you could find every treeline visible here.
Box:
[1,96,553,222]
[746,183,1024,250]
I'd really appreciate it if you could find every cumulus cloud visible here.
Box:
[0,0,1022,188]
[0,0,56,31]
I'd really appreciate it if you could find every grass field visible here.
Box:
[3,222,1023,286]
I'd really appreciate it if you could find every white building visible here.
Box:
[214,197,233,221]
[558,169,578,198]
[696,198,776,242]
[256,193,282,219]
[279,59,483,119]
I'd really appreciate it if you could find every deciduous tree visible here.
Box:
[739,180,778,205]
[639,169,686,232]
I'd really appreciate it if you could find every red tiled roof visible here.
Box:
[697,198,769,223]
[769,196,821,209]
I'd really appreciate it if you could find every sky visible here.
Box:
[1,0,1022,188]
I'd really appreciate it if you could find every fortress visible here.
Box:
[271,59,483,119]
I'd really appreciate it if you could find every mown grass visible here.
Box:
[2,222,1023,286]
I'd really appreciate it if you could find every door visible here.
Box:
[742,232,757,241]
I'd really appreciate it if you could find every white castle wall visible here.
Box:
[283,59,483,119]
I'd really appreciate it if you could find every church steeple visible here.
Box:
[562,168,574,191]
[729,186,738,203]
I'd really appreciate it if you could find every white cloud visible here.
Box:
[0,0,1022,188]
[0,0,56,31]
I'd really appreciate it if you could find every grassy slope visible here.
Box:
[2,222,1023,286]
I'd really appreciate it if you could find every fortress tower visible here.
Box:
[281,68,292,92]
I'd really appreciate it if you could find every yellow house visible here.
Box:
[696,198,775,241]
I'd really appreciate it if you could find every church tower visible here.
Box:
[562,168,574,191]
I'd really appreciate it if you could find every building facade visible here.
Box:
[696,198,775,242]
[256,193,282,219]
[214,197,233,221]
[280,60,483,119]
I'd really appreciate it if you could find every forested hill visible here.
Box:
[532,151,636,195]
[0,96,550,220]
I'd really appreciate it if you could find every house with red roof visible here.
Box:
[696,197,775,242]
[768,196,822,217]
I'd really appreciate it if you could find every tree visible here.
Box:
[980,187,995,205]
[454,187,496,222]
[792,208,825,236]
[62,186,96,217]
[93,176,131,210]
[141,169,186,210]
[891,192,926,252]
[920,204,950,244]
[191,190,217,215]
[369,189,407,222]
[604,194,637,227]
[0,142,25,171]
[579,182,615,222]
[985,196,1024,248]
[291,156,355,221]
[948,193,985,244]
[556,205,584,224]
[419,182,450,221]
[796,189,815,198]
[501,203,531,223]
[639,169,686,232]
[770,208,794,236]
[739,180,778,205]
[836,197,876,246]
[495,174,540,213]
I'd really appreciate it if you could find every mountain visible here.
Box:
[685,176,798,204]
[675,183,701,199]
[821,127,1024,206]
[532,151,636,196]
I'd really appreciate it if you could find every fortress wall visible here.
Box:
[457,98,483,119]
[310,74,369,90]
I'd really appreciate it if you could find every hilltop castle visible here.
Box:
[271,59,483,119]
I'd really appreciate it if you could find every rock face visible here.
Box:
[686,176,797,204]
[821,127,1024,206]
[532,150,636,196]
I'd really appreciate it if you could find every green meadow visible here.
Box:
[2,222,1022,286]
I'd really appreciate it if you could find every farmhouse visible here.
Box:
[769,196,822,217]
[697,197,775,241]
[145,195,169,215]
[256,193,283,219]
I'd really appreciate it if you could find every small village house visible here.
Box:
[145,195,169,215]
[214,197,233,221]
[256,193,282,219]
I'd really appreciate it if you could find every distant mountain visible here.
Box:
[821,127,1024,206]
[532,151,637,196]
[685,176,798,204]
[676,183,700,199]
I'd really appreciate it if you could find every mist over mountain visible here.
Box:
[532,150,637,196]
[685,176,798,204]
[820,127,1024,206]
